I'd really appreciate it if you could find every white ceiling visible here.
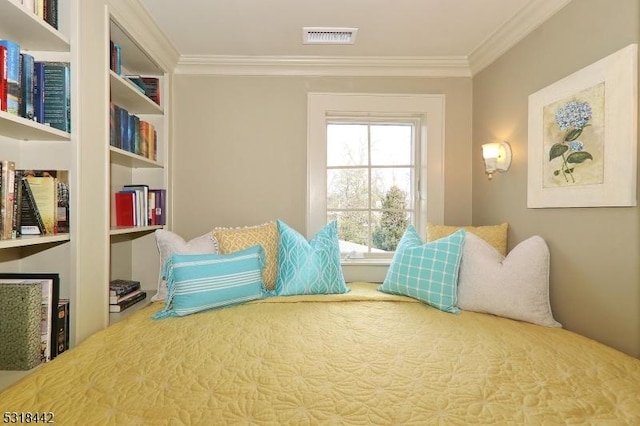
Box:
[137,0,571,75]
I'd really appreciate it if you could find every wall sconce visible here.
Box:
[482,141,512,180]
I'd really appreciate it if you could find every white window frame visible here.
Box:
[307,93,445,280]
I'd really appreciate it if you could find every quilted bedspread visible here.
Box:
[1,282,639,425]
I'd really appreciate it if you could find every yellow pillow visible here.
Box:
[426,222,508,256]
[213,221,278,290]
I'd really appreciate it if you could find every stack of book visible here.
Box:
[113,185,166,228]
[109,279,147,313]
[0,163,70,240]
[1,38,71,132]
[109,102,158,160]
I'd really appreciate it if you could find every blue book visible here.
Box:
[33,62,45,124]
[19,53,35,120]
[40,61,71,132]
[0,40,20,115]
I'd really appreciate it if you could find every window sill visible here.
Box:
[341,259,390,283]
[340,258,392,266]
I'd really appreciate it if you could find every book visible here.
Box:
[0,273,60,364]
[141,76,160,105]
[114,191,135,227]
[110,289,143,305]
[109,41,121,75]
[43,0,58,30]
[109,290,146,313]
[0,45,7,112]
[19,53,35,120]
[0,282,42,370]
[55,299,69,356]
[109,102,118,148]
[109,279,141,297]
[122,184,149,226]
[149,189,166,225]
[33,61,45,124]
[0,160,16,240]
[40,61,71,132]
[0,40,20,115]
[11,169,23,238]
[20,177,46,235]
[24,175,57,234]
[124,75,147,94]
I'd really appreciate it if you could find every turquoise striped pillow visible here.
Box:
[153,245,266,319]
[378,226,465,313]
[275,220,349,296]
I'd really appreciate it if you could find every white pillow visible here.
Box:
[152,229,219,301]
[457,232,561,327]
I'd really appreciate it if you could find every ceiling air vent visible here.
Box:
[303,27,358,44]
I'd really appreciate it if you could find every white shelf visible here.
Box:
[0,0,69,51]
[0,234,70,249]
[0,111,71,141]
[110,146,163,168]
[110,70,163,115]
[109,225,162,236]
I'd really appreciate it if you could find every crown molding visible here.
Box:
[174,55,472,77]
[172,0,571,78]
[468,0,573,75]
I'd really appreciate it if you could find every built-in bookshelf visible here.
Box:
[0,0,75,391]
[0,0,177,391]
[107,2,173,322]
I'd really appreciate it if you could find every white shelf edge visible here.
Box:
[0,234,70,249]
[110,70,163,115]
[109,225,163,236]
[110,146,163,168]
[0,111,71,141]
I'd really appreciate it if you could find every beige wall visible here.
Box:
[473,0,639,357]
[171,76,473,238]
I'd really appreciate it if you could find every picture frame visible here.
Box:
[527,43,638,208]
[0,273,60,363]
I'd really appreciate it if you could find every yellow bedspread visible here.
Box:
[1,282,639,425]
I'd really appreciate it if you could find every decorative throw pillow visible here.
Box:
[153,229,219,302]
[426,222,508,256]
[457,232,561,327]
[378,226,465,313]
[275,220,349,296]
[153,245,266,319]
[213,222,278,291]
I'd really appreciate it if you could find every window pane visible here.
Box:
[328,211,370,253]
[371,168,413,209]
[371,210,411,251]
[370,124,413,166]
[327,168,369,209]
[327,124,368,166]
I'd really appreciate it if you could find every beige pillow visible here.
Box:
[153,229,219,302]
[213,221,278,291]
[426,222,508,256]
[458,232,561,327]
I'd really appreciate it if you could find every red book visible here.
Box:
[114,192,135,227]
[0,45,7,112]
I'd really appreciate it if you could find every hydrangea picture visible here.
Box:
[528,44,636,208]
[542,83,604,187]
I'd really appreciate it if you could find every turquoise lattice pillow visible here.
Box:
[153,245,266,319]
[378,226,465,313]
[275,220,349,296]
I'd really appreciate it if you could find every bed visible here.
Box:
[1,281,639,425]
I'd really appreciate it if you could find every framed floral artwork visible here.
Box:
[527,44,637,208]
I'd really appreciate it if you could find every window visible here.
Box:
[327,120,418,256]
[307,93,445,267]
